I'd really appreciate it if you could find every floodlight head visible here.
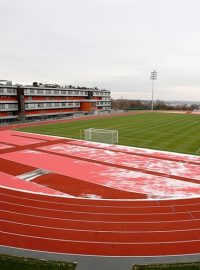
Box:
[150,70,158,80]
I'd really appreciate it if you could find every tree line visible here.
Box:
[111,99,199,111]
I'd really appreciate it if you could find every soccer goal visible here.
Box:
[84,128,118,144]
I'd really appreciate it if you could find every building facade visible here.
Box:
[0,81,111,124]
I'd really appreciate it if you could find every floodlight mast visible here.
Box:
[150,70,158,111]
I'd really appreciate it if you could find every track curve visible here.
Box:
[1,129,200,269]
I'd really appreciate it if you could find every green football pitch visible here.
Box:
[19,112,200,155]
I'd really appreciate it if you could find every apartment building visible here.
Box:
[0,80,111,124]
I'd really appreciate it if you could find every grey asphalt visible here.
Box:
[1,246,200,270]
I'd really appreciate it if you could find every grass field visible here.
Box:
[19,112,200,155]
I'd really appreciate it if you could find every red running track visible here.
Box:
[1,130,200,264]
[2,187,200,256]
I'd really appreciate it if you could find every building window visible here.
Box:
[7,89,15,94]
[0,104,6,109]
[28,104,37,109]
[46,90,52,94]
[8,104,17,109]
[54,90,59,94]
[46,103,52,108]
[37,89,43,94]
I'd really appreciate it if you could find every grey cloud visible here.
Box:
[0,0,200,101]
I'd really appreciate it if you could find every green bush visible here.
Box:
[133,263,200,270]
[0,254,77,270]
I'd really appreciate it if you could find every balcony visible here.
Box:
[0,104,18,111]
[25,102,81,110]
[0,88,17,95]
[24,88,88,97]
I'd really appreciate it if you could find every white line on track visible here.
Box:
[1,230,200,244]
[0,199,193,216]
[1,218,200,234]
[1,209,198,224]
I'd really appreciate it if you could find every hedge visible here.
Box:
[133,263,200,270]
[0,254,77,270]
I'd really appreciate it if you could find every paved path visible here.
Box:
[1,246,200,270]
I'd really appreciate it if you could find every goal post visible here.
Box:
[84,128,118,144]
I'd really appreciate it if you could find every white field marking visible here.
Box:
[139,129,200,140]
[195,148,200,155]
[0,199,179,216]
[0,209,198,224]
[140,140,152,146]
[1,230,200,244]
[2,218,200,234]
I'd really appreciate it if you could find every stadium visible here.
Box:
[1,111,200,270]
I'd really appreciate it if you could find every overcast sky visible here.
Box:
[1,0,200,101]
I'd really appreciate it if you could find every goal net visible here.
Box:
[84,128,118,144]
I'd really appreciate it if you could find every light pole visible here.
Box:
[150,70,158,111]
